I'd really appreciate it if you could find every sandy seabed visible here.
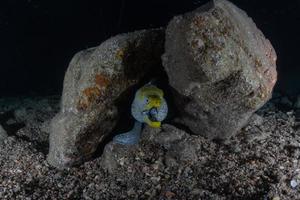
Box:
[0,96,299,200]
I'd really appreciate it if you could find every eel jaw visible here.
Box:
[148,121,161,128]
[144,115,161,128]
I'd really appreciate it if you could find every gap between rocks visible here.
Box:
[92,64,184,159]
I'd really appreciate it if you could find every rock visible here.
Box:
[294,95,300,109]
[47,29,165,168]
[162,0,277,139]
[11,96,60,145]
[101,124,200,172]
[100,141,142,173]
[0,125,8,142]
[0,96,59,142]
[280,96,293,108]
[165,140,198,167]
[290,179,298,189]
[144,124,186,148]
[100,143,120,173]
[249,114,264,127]
[0,98,22,113]
[145,124,199,166]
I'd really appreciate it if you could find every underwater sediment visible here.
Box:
[0,96,300,199]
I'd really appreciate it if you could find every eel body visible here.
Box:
[113,83,168,145]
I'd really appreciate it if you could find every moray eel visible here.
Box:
[113,83,168,145]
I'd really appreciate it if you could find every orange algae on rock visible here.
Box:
[77,87,101,110]
[77,74,111,111]
[95,74,110,89]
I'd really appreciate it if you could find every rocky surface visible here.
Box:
[47,29,165,168]
[0,125,7,142]
[0,96,300,199]
[0,96,59,150]
[162,0,277,139]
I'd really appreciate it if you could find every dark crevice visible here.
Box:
[92,63,180,159]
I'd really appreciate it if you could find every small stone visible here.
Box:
[165,191,176,199]
[272,196,280,200]
[127,188,136,196]
[14,107,28,121]
[94,175,100,181]
[150,176,161,183]
[156,184,162,190]
[250,114,264,126]
[295,95,300,109]
[6,118,17,125]
[143,124,187,149]
[279,166,284,170]
[88,183,95,189]
[290,179,298,188]
[190,188,202,195]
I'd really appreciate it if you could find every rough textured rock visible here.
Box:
[47,29,165,168]
[101,124,197,173]
[0,125,8,142]
[162,0,277,139]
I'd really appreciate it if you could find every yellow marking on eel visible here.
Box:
[144,117,161,128]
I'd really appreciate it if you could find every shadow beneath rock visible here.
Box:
[92,64,179,159]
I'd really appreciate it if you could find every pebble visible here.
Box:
[190,188,202,195]
[150,176,161,183]
[290,180,298,188]
[127,188,136,196]
[6,118,17,125]
[165,191,176,198]
[250,114,264,126]
[272,196,280,200]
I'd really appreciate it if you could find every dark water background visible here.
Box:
[0,0,299,96]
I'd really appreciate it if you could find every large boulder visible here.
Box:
[162,0,277,139]
[47,29,165,168]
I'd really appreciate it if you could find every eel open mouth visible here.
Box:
[148,107,159,122]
